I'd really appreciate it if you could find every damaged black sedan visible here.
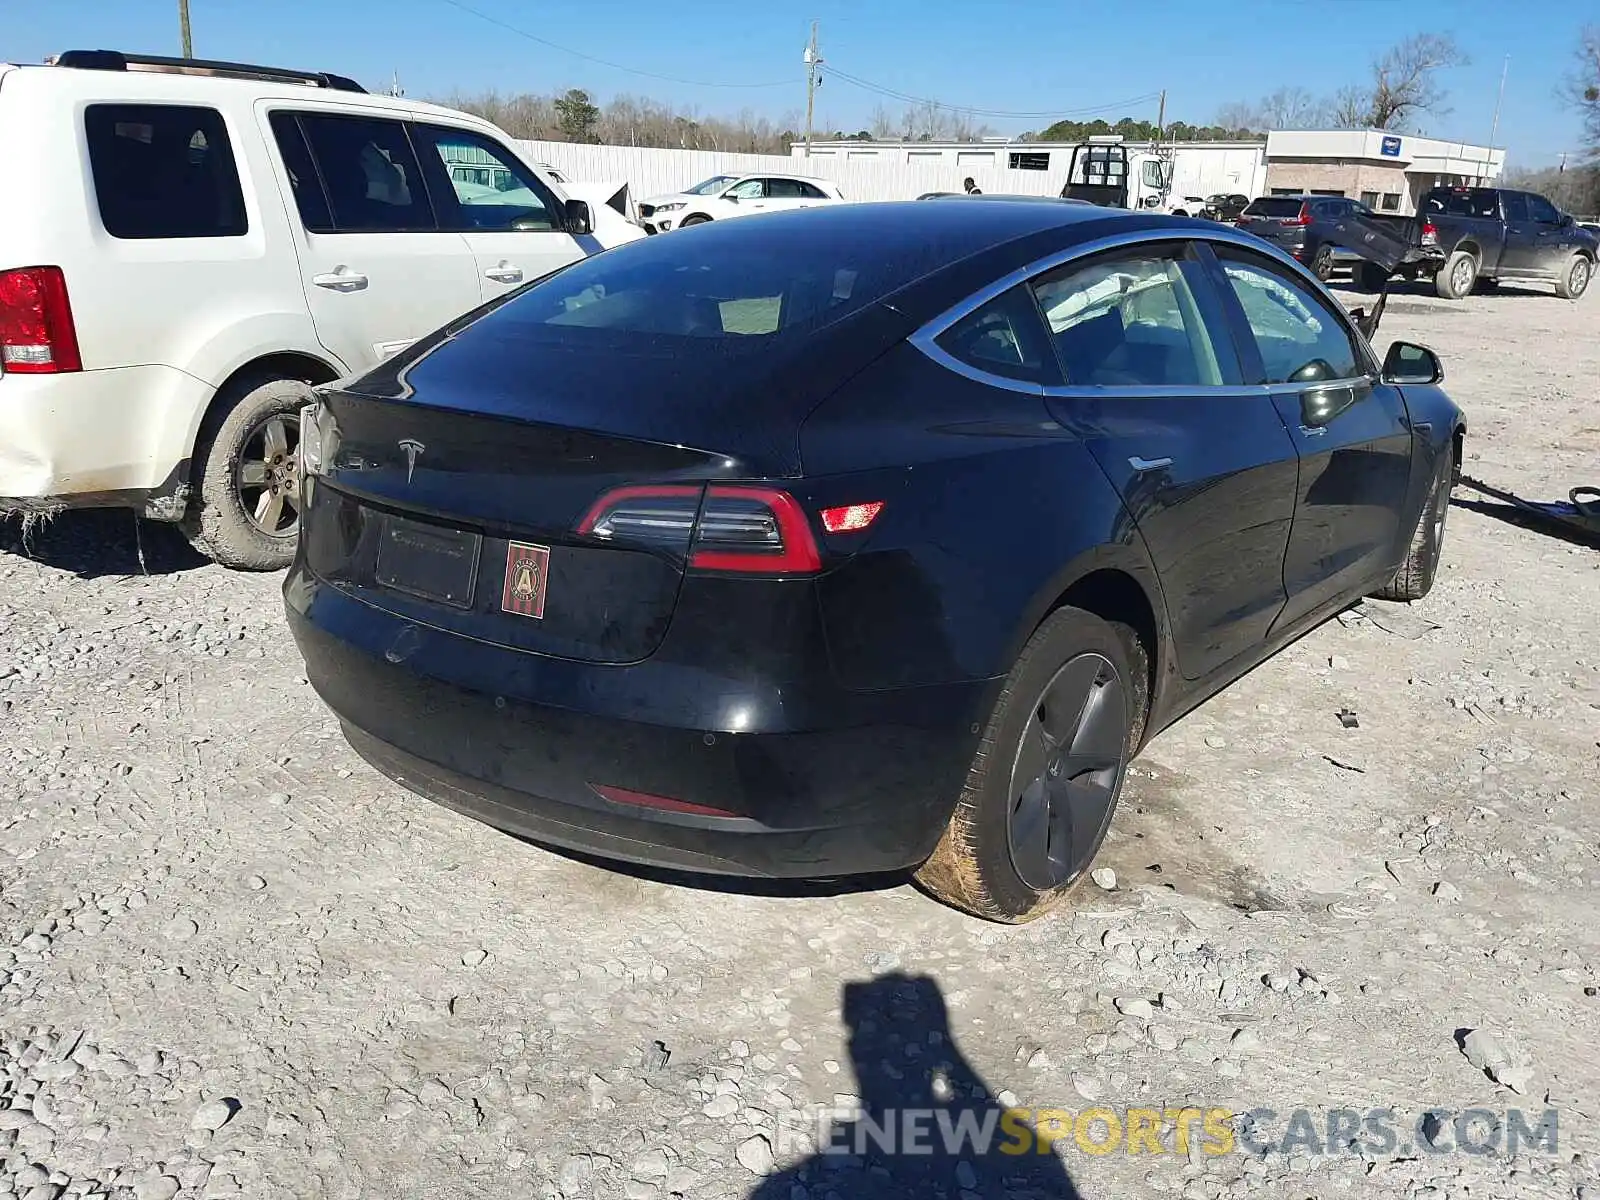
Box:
[285,202,1463,922]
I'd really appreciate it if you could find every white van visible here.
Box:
[0,50,642,568]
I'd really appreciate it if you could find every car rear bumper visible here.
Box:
[284,569,990,878]
[0,366,207,517]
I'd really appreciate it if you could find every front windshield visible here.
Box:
[685,175,737,196]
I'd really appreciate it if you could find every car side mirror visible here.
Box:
[1561,213,1576,228]
[1381,341,1444,385]
[723,193,741,203]
[564,199,593,235]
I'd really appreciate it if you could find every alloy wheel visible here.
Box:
[235,413,302,537]
[1453,257,1475,294]
[1571,259,1591,297]
[1006,652,1128,891]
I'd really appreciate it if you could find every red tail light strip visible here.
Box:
[590,783,736,818]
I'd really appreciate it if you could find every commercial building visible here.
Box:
[795,130,1505,214]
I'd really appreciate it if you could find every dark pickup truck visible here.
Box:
[1368,186,1597,300]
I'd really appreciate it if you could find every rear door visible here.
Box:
[1030,243,1299,680]
[1498,191,1538,276]
[761,177,813,214]
[409,122,589,302]
[1207,244,1413,628]
[266,108,481,371]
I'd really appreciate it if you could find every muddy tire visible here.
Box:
[915,606,1149,924]
[1556,254,1592,300]
[182,375,315,571]
[1435,250,1478,300]
[1373,444,1453,602]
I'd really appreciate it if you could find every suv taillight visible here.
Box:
[578,484,828,575]
[0,267,82,374]
[1281,204,1312,227]
[1422,220,1439,242]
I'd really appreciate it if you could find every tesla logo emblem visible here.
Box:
[398,439,424,483]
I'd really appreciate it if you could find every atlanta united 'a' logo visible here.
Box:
[501,541,550,619]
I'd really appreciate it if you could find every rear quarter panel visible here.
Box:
[800,343,1167,691]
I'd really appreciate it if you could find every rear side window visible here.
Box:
[933,287,1058,385]
[796,181,831,200]
[1029,251,1224,388]
[1214,247,1361,384]
[1245,197,1304,219]
[291,114,436,233]
[1425,188,1499,219]
[85,104,246,239]
[766,178,805,199]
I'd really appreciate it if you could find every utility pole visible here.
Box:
[803,21,821,158]
[178,0,193,58]
[1488,55,1509,148]
[1156,89,1166,140]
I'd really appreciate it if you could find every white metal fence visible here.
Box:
[513,139,1063,203]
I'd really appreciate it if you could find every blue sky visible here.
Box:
[7,0,1590,166]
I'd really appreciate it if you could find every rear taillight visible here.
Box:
[1281,204,1312,227]
[578,484,826,574]
[1422,220,1439,243]
[0,267,81,374]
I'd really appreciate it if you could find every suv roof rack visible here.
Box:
[51,49,366,93]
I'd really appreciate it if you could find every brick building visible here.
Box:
[1262,130,1503,214]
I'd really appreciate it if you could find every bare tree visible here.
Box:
[1367,33,1467,130]
[1258,86,1323,131]
[1563,24,1600,160]
[1212,100,1261,132]
[869,104,898,140]
[1327,85,1371,130]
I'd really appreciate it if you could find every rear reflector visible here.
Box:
[820,501,885,533]
[0,267,81,373]
[579,484,824,575]
[590,783,735,818]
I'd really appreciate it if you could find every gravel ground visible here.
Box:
[1,284,1597,1200]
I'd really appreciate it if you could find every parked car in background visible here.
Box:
[286,201,1463,923]
[1168,195,1208,217]
[0,49,641,569]
[1372,186,1597,299]
[1236,194,1442,283]
[1202,193,1250,222]
[637,174,843,233]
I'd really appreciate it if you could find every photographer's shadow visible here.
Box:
[752,973,1081,1199]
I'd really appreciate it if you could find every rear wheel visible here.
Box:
[1435,250,1478,300]
[1310,244,1335,282]
[182,375,314,570]
[1373,444,1453,602]
[1556,254,1592,300]
[915,607,1148,923]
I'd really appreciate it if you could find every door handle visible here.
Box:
[484,265,524,284]
[312,268,368,292]
[1128,456,1173,472]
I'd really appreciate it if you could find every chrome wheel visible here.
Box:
[235,413,301,537]
[1006,652,1128,891]
[1452,257,1476,295]
[1570,258,1591,297]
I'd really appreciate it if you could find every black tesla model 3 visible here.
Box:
[285,201,1463,922]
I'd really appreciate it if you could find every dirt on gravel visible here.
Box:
[1,282,1597,1200]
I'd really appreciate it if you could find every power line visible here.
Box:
[824,66,1164,121]
[436,0,798,89]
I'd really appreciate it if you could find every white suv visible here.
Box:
[0,50,642,568]
[637,174,844,234]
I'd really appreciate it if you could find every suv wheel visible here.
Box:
[1435,250,1478,300]
[915,607,1149,923]
[182,375,315,570]
[1310,245,1335,282]
[1556,254,1592,300]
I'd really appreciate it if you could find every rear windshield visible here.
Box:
[1244,198,1304,218]
[1424,188,1499,219]
[487,229,905,340]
